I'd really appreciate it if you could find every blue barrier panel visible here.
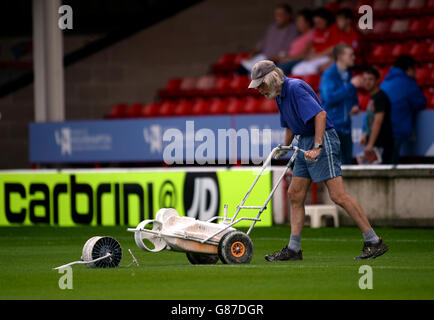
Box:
[29,111,434,163]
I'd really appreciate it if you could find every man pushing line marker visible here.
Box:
[248,60,388,261]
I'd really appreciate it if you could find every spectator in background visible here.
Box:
[331,8,360,52]
[380,55,427,164]
[359,67,394,164]
[240,3,298,73]
[291,7,337,76]
[274,9,315,75]
[319,43,362,164]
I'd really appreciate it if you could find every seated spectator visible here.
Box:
[359,67,394,164]
[240,3,298,73]
[330,8,360,52]
[291,7,338,76]
[275,9,315,75]
[319,43,362,164]
[380,55,427,164]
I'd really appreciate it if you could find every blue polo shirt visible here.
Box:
[276,77,334,136]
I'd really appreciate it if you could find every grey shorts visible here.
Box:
[292,128,342,183]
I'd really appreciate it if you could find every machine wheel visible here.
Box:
[186,252,219,265]
[218,231,253,264]
[81,236,122,268]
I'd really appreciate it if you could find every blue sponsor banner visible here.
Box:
[29,117,233,163]
[29,111,434,163]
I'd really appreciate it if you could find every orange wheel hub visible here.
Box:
[231,241,245,258]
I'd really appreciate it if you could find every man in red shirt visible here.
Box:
[330,8,360,51]
[311,9,337,54]
[292,7,338,76]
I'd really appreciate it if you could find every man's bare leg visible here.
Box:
[288,177,312,235]
[287,177,312,253]
[264,176,311,261]
[324,176,372,233]
[325,176,388,259]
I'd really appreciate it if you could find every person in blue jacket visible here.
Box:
[319,43,363,164]
[380,55,426,164]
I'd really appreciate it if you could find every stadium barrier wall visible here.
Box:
[274,165,434,227]
[29,111,434,164]
[0,168,272,227]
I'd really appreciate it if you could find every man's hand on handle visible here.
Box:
[273,149,289,160]
[304,148,321,162]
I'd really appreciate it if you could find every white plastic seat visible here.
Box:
[305,205,339,228]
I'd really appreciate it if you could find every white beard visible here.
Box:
[264,91,278,99]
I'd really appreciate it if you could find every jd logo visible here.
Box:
[358,265,373,290]
[58,266,73,290]
[159,181,177,208]
[184,172,220,221]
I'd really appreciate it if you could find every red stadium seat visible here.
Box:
[388,0,407,10]
[407,0,426,8]
[303,74,320,91]
[408,18,425,35]
[127,103,144,118]
[180,77,196,90]
[180,77,198,97]
[409,41,428,60]
[159,100,176,117]
[216,53,236,66]
[226,97,244,114]
[214,76,233,96]
[429,42,434,57]
[415,65,432,85]
[429,66,434,85]
[173,99,194,116]
[243,97,261,114]
[371,20,391,37]
[191,98,211,115]
[158,78,183,99]
[368,43,391,63]
[196,75,217,96]
[390,19,409,34]
[358,90,371,111]
[428,18,434,35]
[258,97,278,113]
[377,65,391,82]
[197,76,218,98]
[211,53,238,74]
[141,102,160,117]
[391,42,411,57]
[108,103,128,119]
[209,98,227,115]
[374,0,389,11]
[229,75,250,95]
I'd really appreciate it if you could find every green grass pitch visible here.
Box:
[0,226,433,299]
